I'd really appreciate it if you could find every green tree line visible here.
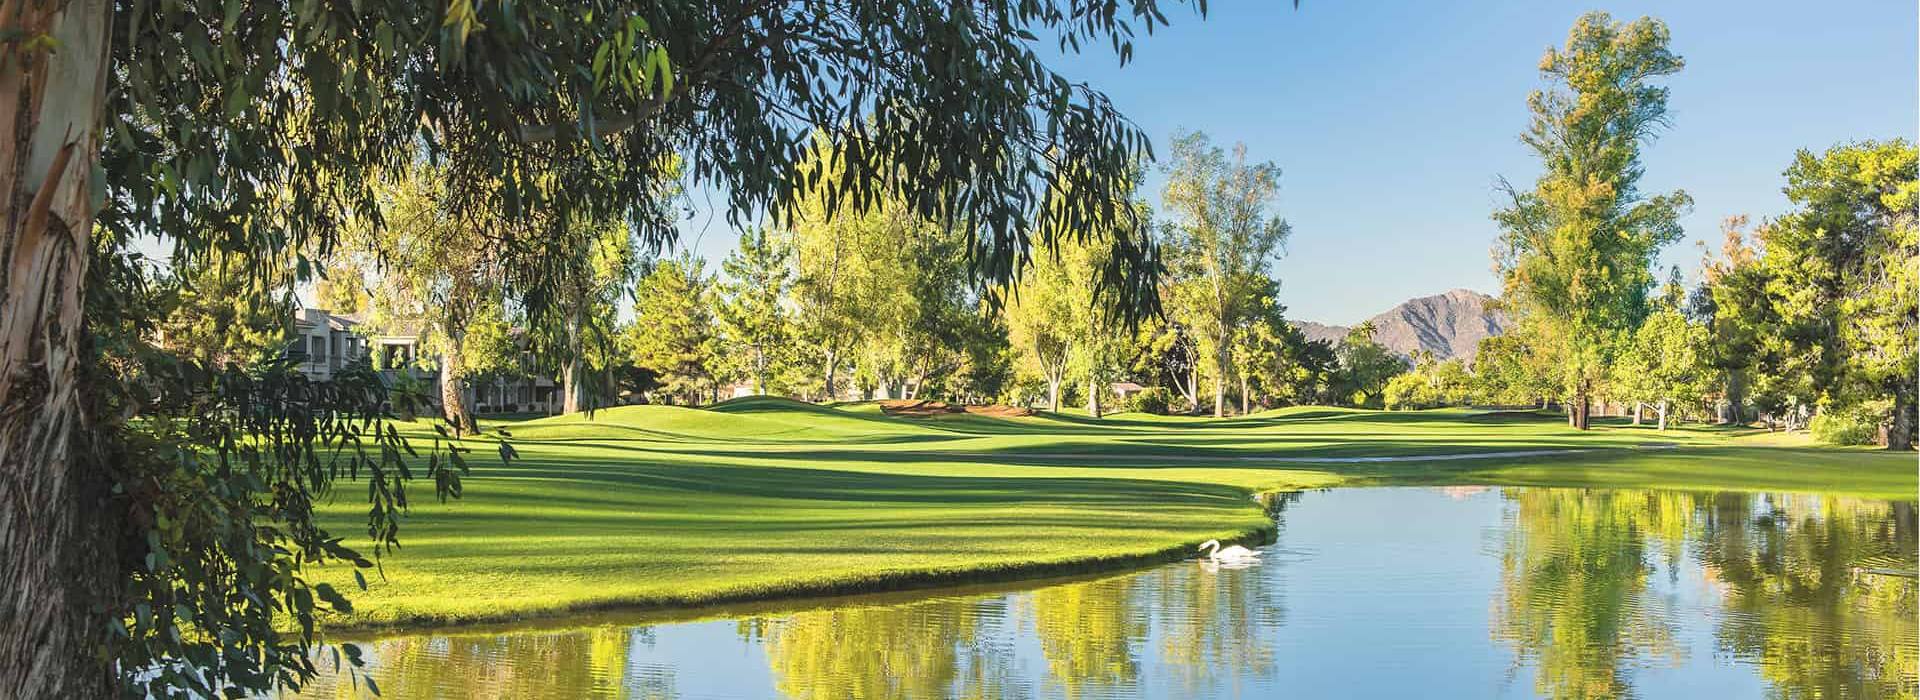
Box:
[606,133,1420,417]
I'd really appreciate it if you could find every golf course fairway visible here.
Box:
[313,398,1915,630]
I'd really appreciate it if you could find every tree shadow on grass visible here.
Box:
[527,432,1629,470]
[1339,446,1917,499]
[467,456,1259,508]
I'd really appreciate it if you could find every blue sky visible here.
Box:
[677,0,1916,325]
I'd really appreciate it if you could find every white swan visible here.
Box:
[1198,539,1262,563]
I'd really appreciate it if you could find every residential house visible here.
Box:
[290,308,370,381]
[291,307,562,415]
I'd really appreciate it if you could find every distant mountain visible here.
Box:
[1293,289,1509,362]
[1293,320,1350,348]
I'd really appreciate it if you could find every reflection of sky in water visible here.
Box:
[287,487,1916,699]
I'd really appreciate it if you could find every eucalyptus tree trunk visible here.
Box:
[1632,402,1642,425]
[1087,376,1102,418]
[821,348,838,402]
[561,304,586,413]
[438,316,477,436]
[1046,374,1061,412]
[563,360,586,413]
[0,0,118,695]
[1565,387,1592,430]
[812,235,846,404]
[1657,400,1669,431]
[1212,350,1227,418]
[1211,276,1227,419]
[753,347,767,396]
[1188,364,1200,413]
[1572,384,1591,430]
[911,364,932,400]
[439,350,476,436]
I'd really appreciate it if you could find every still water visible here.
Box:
[292,487,1917,699]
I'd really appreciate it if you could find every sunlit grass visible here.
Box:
[311,398,1914,631]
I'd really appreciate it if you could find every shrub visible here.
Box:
[1811,403,1882,446]
[1129,386,1173,415]
[1383,373,1426,410]
[1060,382,1085,408]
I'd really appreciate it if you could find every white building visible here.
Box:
[291,308,561,415]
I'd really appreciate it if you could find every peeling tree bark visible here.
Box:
[0,0,118,695]
[438,325,476,436]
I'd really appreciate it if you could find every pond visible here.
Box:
[287,487,1917,699]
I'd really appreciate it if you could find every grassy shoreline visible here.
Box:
[320,520,1278,635]
[313,399,1915,634]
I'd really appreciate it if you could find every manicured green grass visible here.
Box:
[312,398,1915,631]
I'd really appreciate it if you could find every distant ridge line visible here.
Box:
[1293,288,1509,361]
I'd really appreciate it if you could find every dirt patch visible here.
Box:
[879,400,1033,418]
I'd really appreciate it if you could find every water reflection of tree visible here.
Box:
[742,596,1023,700]
[295,625,658,699]
[1698,494,1918,699]
[1495,488,1918,700]
[1151,560,1285,696]
[1024,574,1145,698]
[1492,488,1686,699]
[1120,490,1293,697]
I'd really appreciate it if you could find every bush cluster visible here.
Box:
[1128,387,1173,415]
[1811,404,1882,446]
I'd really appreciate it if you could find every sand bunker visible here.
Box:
[878,400,1033,418]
